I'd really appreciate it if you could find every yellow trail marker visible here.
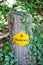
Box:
[12,31,30,46]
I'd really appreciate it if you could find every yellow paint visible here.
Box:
[12,31,30,46]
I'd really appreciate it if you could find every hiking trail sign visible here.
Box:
[12,31,30,46]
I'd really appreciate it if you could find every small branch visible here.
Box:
[0,32,9,39]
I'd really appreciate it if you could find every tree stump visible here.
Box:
[8,11,34,65]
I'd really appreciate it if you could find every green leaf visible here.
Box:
[0,52,3,61]
[10,59,14,65]
[8,51,14,57]
[14,59,18,63]
[5,55,10,61]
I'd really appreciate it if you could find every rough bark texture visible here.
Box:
[8,11,35,65]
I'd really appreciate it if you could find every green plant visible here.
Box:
[0,51,18,65]
[29,21,43,65]
[3,51,18,65]
[18,0,43,15]
[0,12,5,30]
[0,3,11,31]
[0,38,18,65]
[2,38,10,55]
[0,52,3,61]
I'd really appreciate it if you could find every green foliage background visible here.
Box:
[0,0,43,65]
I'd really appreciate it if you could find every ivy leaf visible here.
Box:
[5,55,10,61]
[10,59,15,65]
[8,51,14,57]
[0,52,3,60]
